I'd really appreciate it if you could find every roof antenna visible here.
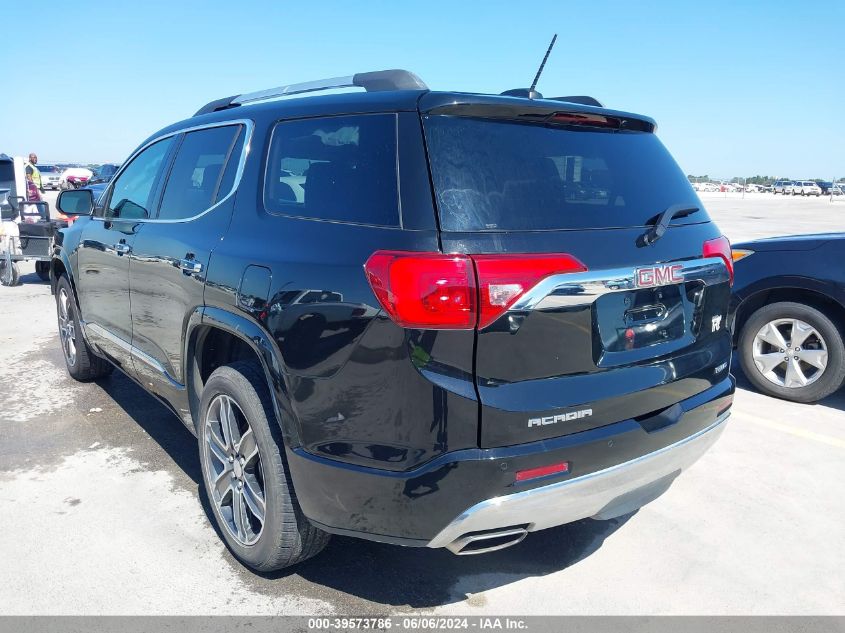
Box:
[500,34,557,99]
[528,34,557,98]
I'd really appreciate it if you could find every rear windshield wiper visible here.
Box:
[640,204,700,246]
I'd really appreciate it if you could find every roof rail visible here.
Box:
[194,69,428,116]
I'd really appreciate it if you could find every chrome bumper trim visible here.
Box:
[427,410,730,550]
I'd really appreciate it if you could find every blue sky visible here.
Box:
[2,0,843,178]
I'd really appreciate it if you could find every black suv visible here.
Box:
[52,69,735,571]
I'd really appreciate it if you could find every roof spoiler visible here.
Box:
[550,95,604,107]
[194,69,428,116]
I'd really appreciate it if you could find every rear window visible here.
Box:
[423,116,707,232]
[39,165,58,173]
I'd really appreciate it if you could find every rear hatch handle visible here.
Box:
[640,204,700,247]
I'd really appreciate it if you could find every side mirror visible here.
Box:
[57,189,94,216]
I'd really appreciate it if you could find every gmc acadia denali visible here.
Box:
[51,69,734,571]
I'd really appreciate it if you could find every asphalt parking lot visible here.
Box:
[0,192,842,615]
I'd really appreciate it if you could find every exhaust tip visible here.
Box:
[447,526,529,555]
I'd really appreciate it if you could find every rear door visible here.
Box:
[421,103,732,447]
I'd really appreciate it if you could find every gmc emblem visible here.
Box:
[636,264,684,288]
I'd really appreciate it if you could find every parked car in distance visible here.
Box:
[730,234,845,403]
[60,166,93,190]
[51,68,735,571]
[85,163,120,202]
[38,164,62,190]
[772,180,793,195]
[815,181,833,194]
[791,180,822,196]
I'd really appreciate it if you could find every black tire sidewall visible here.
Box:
[197,364,291,570]
[739,301,845,403]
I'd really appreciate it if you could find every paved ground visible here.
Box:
[0,192,842,615]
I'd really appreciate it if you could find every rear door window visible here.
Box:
[264,114,399,227]
[423,116,707,232]
[157,124,243,220]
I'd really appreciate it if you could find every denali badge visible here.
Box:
[528,409,593,428]
[711,314,723,332]
[636,264,684,288]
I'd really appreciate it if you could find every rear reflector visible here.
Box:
[364,251,587,330]
[702,235,733,285]
[515,461,570,482]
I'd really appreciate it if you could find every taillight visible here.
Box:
[364,251,586,330]
[472,254,587,328]
[364,251,476,329]
[702,236,733,285]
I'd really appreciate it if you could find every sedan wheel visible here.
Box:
[740,301,845,403]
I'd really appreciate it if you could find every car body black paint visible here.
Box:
[54,87,733,545]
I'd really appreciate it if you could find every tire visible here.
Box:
[739,301,845,403]
[55,275,113,381]
[35,261,50,282]
[0,260,20,286]
[198,361,329,571]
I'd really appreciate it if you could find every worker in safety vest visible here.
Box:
[25,153,42,192]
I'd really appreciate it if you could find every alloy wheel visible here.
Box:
[752,318,828,388]
[204,394,266,546]
[58,288,77,366]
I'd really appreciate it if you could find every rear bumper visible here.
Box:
[428,409,728,553]
[286,376,734,547]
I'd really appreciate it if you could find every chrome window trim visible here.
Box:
[510,257,730,311]
[92,118,254,225]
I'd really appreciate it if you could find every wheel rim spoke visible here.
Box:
[238,427,258,464]
[757,322,788,350]
[798,349,827,370]
[213,470,233,501]
[784,357,808,387]
[206,424,230,465]
[753,352,785,375]
[232,488,249,541]
[789,320,815,348]
[242,476,266,525]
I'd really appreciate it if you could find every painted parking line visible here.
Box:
[733,411,845,449]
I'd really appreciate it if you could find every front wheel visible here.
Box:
[198,361,329,571]
[55,276,113,380]
[739,301,845,403]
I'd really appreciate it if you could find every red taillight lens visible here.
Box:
[364,251,587,330]
[364,251,476,329]
[515,461,570,482]
[703,235,733,286]
[472,254,587,329]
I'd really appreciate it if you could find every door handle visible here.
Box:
[114,242,131,255]
[179,258,203,274]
